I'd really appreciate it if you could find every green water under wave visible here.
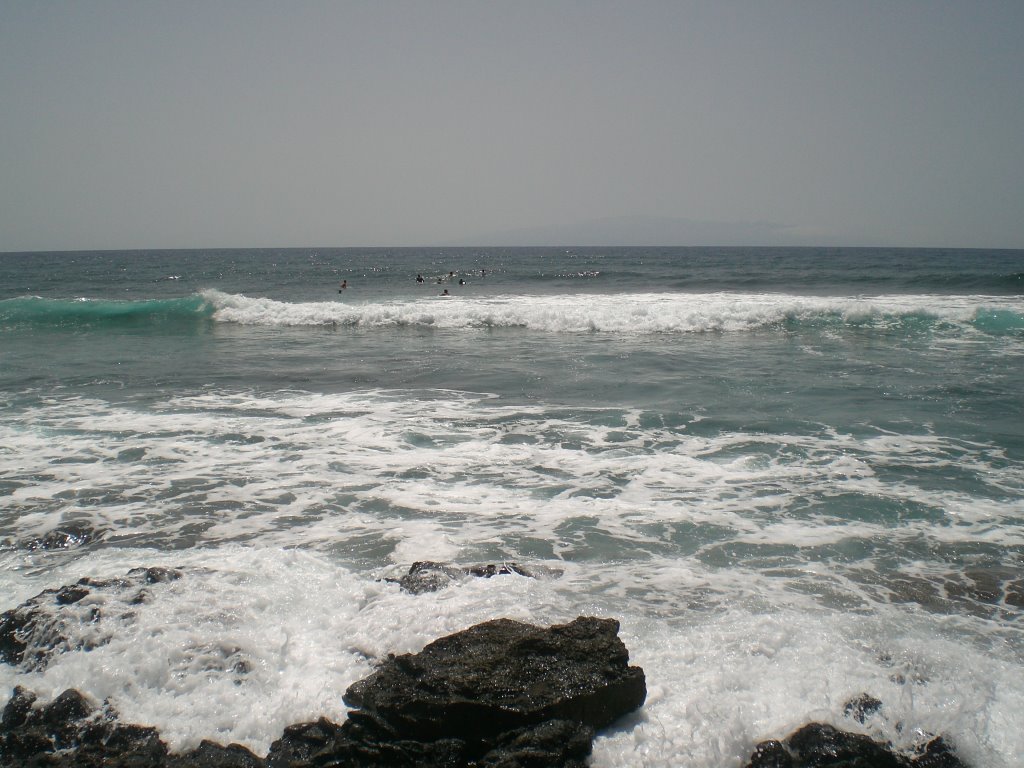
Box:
[0,295,214,329]
[971,308,1024,334]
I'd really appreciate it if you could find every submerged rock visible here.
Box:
[842,693,883,724]
[389,560,548,595]
[24,520,101,551]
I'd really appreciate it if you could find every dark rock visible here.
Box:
[41,689,92,723]
[912,736,968,768]
[787,723,903,766]
[70,726,169,767]
[843,694,884,724]
[744,721,971,768]
[0,727,53,766]
[0,567,183,670]
[747,739,793,768]
[0,604,32,666]
[343,616,646,741]
[265,615,642,767]
[390,561,541,595]
[475,718,594,768]
[0,687,96,764]
[266,710,471,767]
[393,562,465,594]
[265,717,346,767]
[25,521,99,551]
[167,740,265,767]
[54,584,92,606]
[39,689,94,746]
[129,566,183,585]
[265,711,591,768]
[463,563,533,579]
[0,687,35,730]
[0,686,257,767]
[101,722,168,762]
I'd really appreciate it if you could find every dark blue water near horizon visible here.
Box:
[1,246,1022,766]
[2,246,1022,302]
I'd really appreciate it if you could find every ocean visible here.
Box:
[1,247,1022,766]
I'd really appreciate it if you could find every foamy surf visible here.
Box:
[2,390,1020,554]
[0,545,1018,765]
[2,247,1022,766]
[202,288,1024,337]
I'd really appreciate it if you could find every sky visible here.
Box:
[1,1,1022,251]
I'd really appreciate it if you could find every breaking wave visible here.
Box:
[203,290,1024,338]
[3,290,1022,338]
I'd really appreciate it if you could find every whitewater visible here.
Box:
[0,247,1022,766]
[4,288,1024,335]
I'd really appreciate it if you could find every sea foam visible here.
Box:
[0,545,1019,766]
[201,289,1024,337]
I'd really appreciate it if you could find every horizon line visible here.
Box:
[3,243,1023,256]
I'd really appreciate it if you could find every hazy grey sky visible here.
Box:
[2,1,1022,251]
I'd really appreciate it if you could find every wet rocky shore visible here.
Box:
[0,563,973,767]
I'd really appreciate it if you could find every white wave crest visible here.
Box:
[201,289,1023,334]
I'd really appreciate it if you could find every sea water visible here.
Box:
[0,247,1022,765]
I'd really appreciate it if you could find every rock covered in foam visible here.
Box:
[22,520,101,551]
[387,560,557,594]
[0,567,182,670]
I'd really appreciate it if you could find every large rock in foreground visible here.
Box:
[0,616,646,768]
[342,615,647,742]
[265,713,595,768]
[267,615,645,767]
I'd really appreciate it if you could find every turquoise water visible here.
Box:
[1,247,1022,765]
